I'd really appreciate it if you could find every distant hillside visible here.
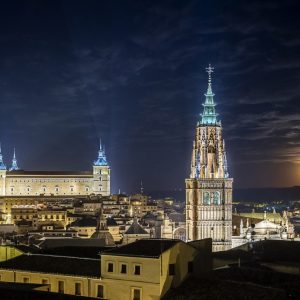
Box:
[234,186,300,202]
[148,186,300,203]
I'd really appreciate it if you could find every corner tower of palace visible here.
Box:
[186,65,233,251]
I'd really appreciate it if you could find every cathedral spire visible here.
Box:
[206,64,214,95]
[200,64,219,125]
[94,139,108,166]
[10,147,19,171]
[0,143,6,170]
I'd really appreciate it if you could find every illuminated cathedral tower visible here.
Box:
[185,65,233,251]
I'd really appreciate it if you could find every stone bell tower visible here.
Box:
[185,65,233,251]
[93,140,110,196]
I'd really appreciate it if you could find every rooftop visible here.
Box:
[39,246,114,259]
[0,253,100,277]
[124,218,148,235]
[0,282,96,300]
[69,217,97,227]
[6,170,93,177]
[168,212,185,223]
[163,267,300,300]
[37,238,106,249]
[101,239,180,258]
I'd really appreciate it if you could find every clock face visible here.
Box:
[101,169,108,175]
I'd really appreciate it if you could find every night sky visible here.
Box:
[0,0,299,193]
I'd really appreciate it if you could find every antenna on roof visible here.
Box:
[140,180,144,194]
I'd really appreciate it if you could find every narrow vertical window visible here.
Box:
[121,264,127,274]
[58,281,64,293]
[75,282,81,296]
[203,192,210,205]
[132,288,141,300]
[214,191,221,205]
[97,285,104,298]
[107,262,114,272]
[134,265,141,275]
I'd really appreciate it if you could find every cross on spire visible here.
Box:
[206,64,214,85]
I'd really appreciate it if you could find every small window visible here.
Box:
[188,261,193,273]
[107,262,114,272]
[58,281,64,293]
[23,277,29,283]
[169,264,175,276]
[97,285,104,298]
[121,264,127,274]
[132,288,141,300]
[134,265,141,275]
[75,282,81,296]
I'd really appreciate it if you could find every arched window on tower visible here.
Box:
[208,145,215,153]
[214,191,221,205]
[203,192,210,205]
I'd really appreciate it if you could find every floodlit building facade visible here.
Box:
[0,239,210,299]
[186,65,233,251]
[0,142,110,197]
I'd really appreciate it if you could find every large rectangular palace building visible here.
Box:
[0,142,110,197]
